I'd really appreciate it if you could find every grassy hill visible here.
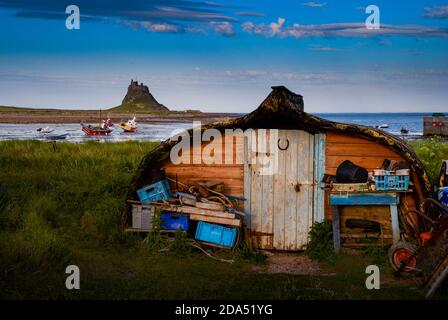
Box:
[109,80,170,114]
[107,100,170,114]
[0,106,41,111]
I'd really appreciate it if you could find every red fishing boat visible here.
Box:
[81,124,112,135]
[81,110,114,136]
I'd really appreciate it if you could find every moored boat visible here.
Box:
[45,133,69,141]
[105,118,114,128]
[120,116,138,133]
[81,110,114,136]
[81,123,113,136]
[37,127,54,134]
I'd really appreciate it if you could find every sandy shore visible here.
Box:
[0,110,239,125]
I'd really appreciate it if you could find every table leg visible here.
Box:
[390,203,400,243]
[331,205,340,253]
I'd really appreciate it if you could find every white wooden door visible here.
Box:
[244,129,315,250]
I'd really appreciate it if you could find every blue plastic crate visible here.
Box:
[374,170,409,191]
[195,221,237,248]
[160,212,190,231]
[136,180,171,203]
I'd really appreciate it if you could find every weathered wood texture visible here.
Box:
[245,129,314,250]
[313,133,326,222]
[325,132,404,175]
[324,132,419,221]
[339,206,394,246]
[332,205,341,253]
[423,116,448,137]
[330,193,398,206]
[162,133,245,203]
[326,132,413,239]
[189,214,241,227]
[164,164,244,197]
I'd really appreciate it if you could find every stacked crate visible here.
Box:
[132,204,155,230]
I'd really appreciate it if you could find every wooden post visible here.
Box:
[390,203,400,243]
[331,205,340,253]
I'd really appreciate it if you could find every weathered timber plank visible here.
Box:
[284,130,298,250]
[195,202,225,211]
[332,205,341,253]
[330,193,398,206]
[390,203,400,244]
[314,133,326,222]
[327,144,402,158]
[261,130,274,249]
[251,130,263,245]
[243,133,252,227]
[326,132,377,144]
[189,214,241,227]
[161,204,236,219]
[306,132,315,248]
[273,130,286,249]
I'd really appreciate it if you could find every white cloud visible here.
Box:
[242,17,286,37]
[209,21,236,37]
[303,2,327,8]
[242,21,255,33]
[241,19,448,39]
[423,5,448,19]
[270,17,286,36]
[309,45,338,51]
[141,22,181,33]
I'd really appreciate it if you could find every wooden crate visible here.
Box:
[424,116,448,137]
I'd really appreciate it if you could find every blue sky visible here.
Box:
[0,0,447,112]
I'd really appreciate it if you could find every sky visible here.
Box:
[0,0,447,113]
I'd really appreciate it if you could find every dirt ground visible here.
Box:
[253,252,336,276]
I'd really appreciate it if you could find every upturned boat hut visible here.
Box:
[126,86,431,251]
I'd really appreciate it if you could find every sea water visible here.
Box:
[0,113,437,142]
[0,122,192,142]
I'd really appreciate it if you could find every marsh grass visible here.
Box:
[409,137,448,185]
[0,140,156,235]
[0,140,158,297]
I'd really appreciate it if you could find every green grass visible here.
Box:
[0,104,203,115]
[0,105,36,111]
[409,137,448,185]
[0,140,442,300]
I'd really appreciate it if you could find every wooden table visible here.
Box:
[330,192,400,253]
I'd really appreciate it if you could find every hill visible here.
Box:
[108,80,169,113]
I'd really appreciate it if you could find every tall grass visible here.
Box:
[0,140,158,297]
[0,140,157,234]
[409,137,448,185]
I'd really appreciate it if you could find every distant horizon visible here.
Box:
[0,103,444,115]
